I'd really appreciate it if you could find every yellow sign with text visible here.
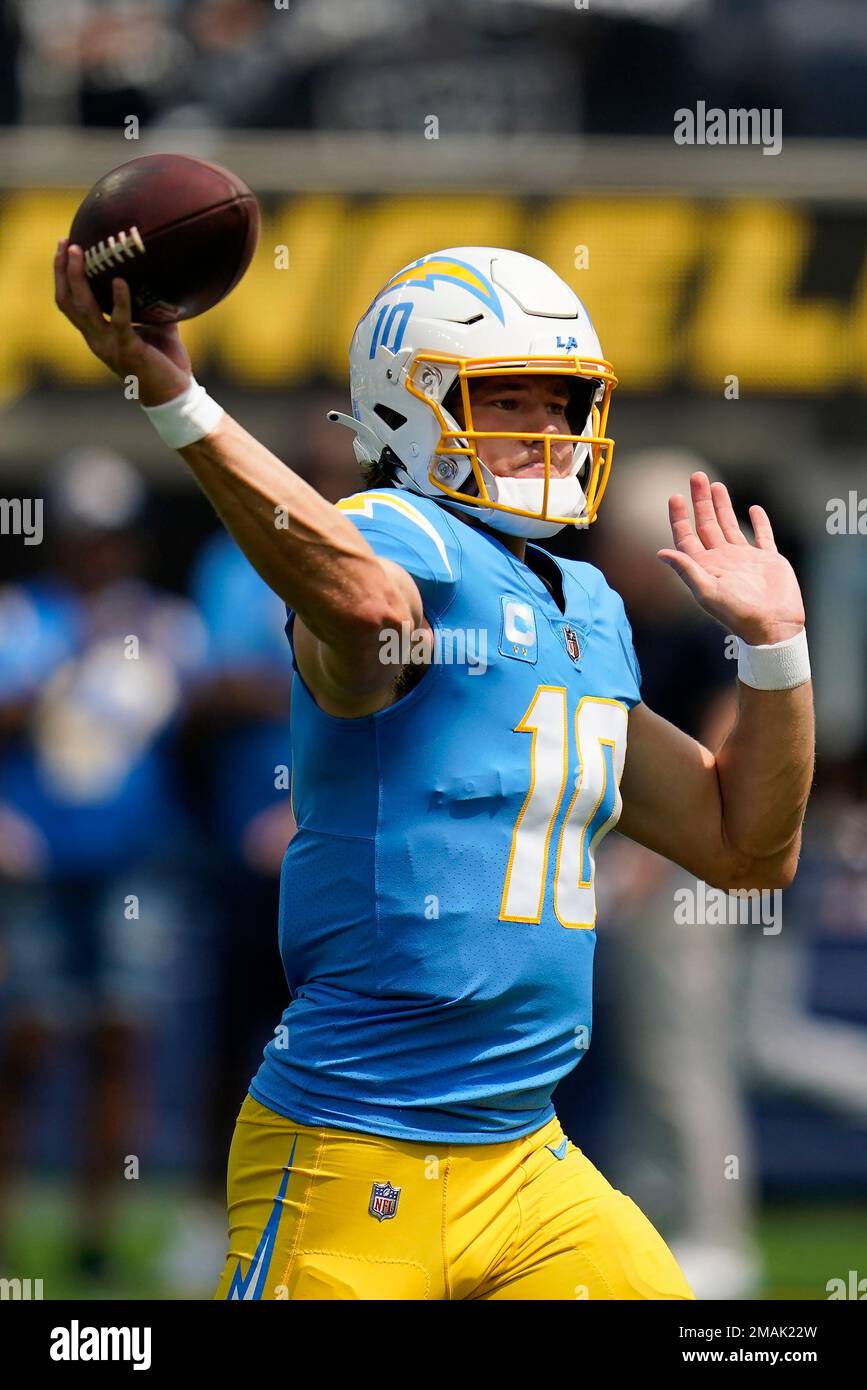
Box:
[3,191,866,404]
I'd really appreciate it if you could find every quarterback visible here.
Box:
[55,241,814,1300]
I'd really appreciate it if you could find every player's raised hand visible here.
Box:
[54,239,192,406]
[657,472,805,645]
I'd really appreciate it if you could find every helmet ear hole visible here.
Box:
[373,403,407,430]
[442,379,463,423]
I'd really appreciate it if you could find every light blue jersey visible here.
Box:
[250,491,642,1142]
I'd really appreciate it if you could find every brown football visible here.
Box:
[68,152,260,324]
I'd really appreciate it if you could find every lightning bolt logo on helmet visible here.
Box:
[364,255,506,325]
[331,246,618,540]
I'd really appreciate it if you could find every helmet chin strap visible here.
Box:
[433,398,593,537]
[446,473,588,539]
[443,435,590,538]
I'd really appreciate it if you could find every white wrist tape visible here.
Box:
[737,627,810,690]
[140,377,224,449]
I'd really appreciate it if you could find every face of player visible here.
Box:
[458,375,575,478]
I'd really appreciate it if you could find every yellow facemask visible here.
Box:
[405,352,618,529]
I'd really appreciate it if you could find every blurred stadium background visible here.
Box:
[0,0,865,1300]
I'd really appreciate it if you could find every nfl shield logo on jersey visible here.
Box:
[369,1179,401,1221]
[563,625,581,662]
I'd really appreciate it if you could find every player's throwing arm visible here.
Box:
[54,238,423,718]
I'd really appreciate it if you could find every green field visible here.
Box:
[3,1183,865,1300]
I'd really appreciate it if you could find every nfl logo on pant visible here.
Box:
[369,1180,401,1221]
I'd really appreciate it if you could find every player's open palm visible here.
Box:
[54,238,192,406]
[657,472,805,645]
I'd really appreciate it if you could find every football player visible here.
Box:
[55,241,814,1300]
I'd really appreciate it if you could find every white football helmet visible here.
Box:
[329,246,617,538]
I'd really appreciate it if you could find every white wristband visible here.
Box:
[140,377,224,449]
[737,627,810,690]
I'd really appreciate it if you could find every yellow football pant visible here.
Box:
[214,1094,695,1300]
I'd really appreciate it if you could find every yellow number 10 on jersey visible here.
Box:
[499,689,629,930]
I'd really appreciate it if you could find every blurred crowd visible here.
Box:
[2,0,867,137]
[1,437,865,1296]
